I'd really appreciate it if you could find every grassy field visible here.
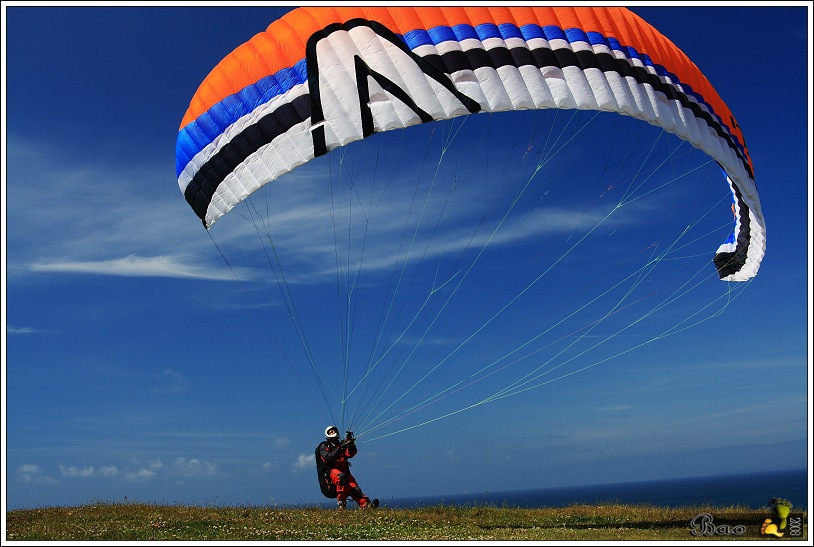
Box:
[6,502,807,541]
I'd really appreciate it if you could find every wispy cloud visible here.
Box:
[6,122,701,290]
[27,255,236,280]
[6,325,49,335]
[151,369,189,394]
[202,163,640,287]
[5,134,223,282]
[597,404,633,413]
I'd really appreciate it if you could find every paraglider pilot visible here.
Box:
[315,426,379,509]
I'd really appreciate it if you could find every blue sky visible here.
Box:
[3,4,811,512]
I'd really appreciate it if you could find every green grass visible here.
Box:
[6,502,807,541]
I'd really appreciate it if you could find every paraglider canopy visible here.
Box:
[176,6,763,282]
[175,6,765,439]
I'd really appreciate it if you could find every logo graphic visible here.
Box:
[305,19,481,158]
[688,497,804,539]
[760,498,794,537]
[689,513,746,537]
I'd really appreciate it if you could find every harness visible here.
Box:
[314,441,337,498]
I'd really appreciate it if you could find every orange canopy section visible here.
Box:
[179,6,743,167]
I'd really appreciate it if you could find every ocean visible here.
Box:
[382,468,808,511]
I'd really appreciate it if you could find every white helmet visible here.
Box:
[325,425,339,440]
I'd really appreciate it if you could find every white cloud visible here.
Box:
[18,464,41,474]
[15,464,58,484]
[273,437,290,448]
[126,468,157,481]
[100,465,119,477]
[122,458,164,481]
[172,457,217,477]
[59,464,95,478]
[293,453,311,471]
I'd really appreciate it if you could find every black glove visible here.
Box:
[338,439,354,450]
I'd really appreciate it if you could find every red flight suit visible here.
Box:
[317,439,373,508]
